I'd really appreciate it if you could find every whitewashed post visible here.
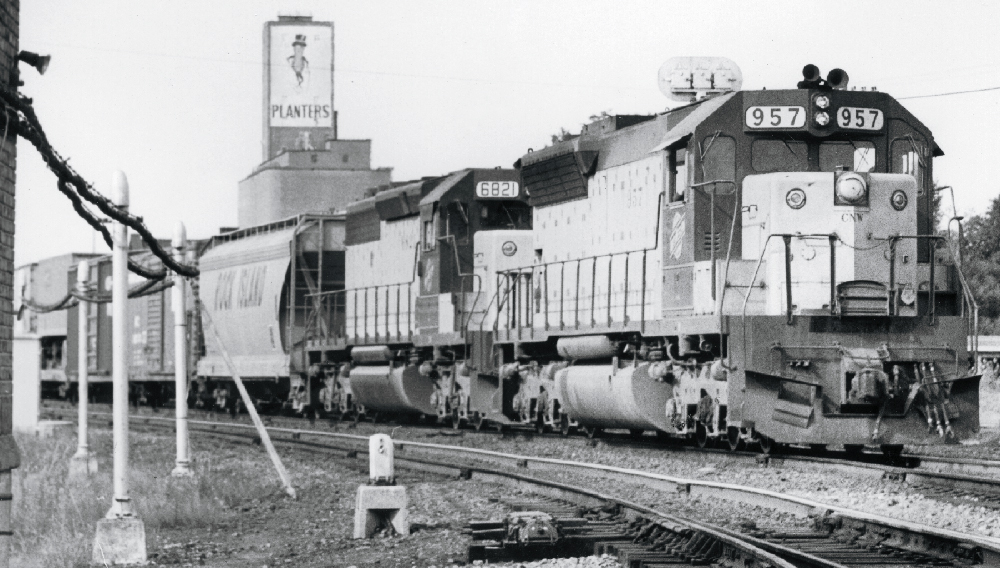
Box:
[93,171,146,564]
[69,260,97,475]
[171,222,192,477]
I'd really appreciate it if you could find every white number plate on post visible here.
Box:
[745,106,806,129]
[837,107,884,130]
[476,181,520,198]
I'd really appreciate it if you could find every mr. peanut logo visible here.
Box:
[288,34,310,89]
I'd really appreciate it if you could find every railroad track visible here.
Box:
[45,404,1000,566]
[41,400,1000,495]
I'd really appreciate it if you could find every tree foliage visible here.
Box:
[958,194,1000,333]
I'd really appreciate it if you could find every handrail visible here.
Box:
[942,226,980,367]
[493,193,666,334]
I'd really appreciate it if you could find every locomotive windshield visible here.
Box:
[749,138,877,173]
[479,200,532,230]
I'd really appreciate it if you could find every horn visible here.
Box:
[827,68,850,90]
[801,64,821,82]
[17,51,50,75]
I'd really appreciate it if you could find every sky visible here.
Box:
[14,0,1000,267]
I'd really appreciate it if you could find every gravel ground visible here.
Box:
[317,424,1000,541]
[145,433,515,568]
[46,404,1000,545]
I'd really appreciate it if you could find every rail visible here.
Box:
[69,409,1000,565]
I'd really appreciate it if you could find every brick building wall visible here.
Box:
[0,0,19,566]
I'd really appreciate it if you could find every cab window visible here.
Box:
[891,138,926,193]
[701,135,735,182]
[751,139,807,172]
[819,141,875,172]
[423,218,435,251]
[669,148,688,203]
[479,201,532,230]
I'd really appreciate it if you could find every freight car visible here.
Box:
[14,253,101,400]
[59,242,198,406]
[491,60,980,454]
[301,169,532,427]
[195,213,345,413]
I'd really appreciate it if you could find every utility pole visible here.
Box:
[69,260,97,476]
[171,222,192,477]
[93,171,146,564]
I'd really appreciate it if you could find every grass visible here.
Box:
[11,426,282,568]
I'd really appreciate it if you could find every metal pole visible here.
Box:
[71,260,95,473]
[928,237,936,323]
[200,306,297,498]
[108,170,136,518]
[782,235,793,325]
[829,235,837,315]
[171,222,192,477]
[888,237,897,316]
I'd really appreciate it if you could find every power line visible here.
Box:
[34,40,1000,99]
[34,41,644,91]
[898,85,1000,100]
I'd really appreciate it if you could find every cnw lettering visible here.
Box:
[213,266,268,311]
[841,213,864,222]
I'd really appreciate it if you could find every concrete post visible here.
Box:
[93,171,146,564]
[354,434,408,538]
[171,222,192,477]
[70,260,97,476]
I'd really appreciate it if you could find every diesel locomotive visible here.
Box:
[34,60,981,454]
[490,60,980,454]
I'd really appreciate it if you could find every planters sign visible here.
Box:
[269,24,333,128]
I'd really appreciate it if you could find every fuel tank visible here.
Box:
[555,363,671,431]
[349,364,436,415]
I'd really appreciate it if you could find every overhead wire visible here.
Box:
[0,87,198,278]
[898,85,1000,100]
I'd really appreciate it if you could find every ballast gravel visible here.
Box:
[335,422,1000,541]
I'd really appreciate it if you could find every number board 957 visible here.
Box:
[837,107,884,130]
[475,181,520,199]
[745,106,806,129]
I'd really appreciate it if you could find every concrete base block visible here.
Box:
[353,485,408,538]
[68,454,99,477]
[35,420,72,438]
[93,517,147,565]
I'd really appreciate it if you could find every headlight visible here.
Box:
[836,172,867,204]
[814,111,830,126]
[502,241,518,256]
[891,190,908,211]
[814,95,830,109]
[785,188,807,209]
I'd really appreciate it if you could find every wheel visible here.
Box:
[758,435,776,454]
[535,418,549,434]
[695,423,709,449]
[584,426,602,439]
[559,415,574,437]
[493,421,506,434]
[726,426,743,452]
[843,444,864,457]
[629,429,645,440]
[452,411,463,430]
[880,444,904,458]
